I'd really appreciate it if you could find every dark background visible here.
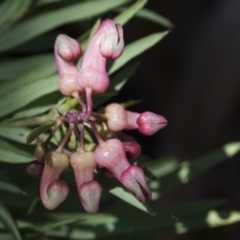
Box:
[119,0,240,239]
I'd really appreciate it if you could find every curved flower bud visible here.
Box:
[94,138,130,181]
[122,141,141,161]
[137,112,168,136]
[79,180,102,213]
[70,151,97,188]
[54,34,83,97]
[121,165,151,202]
[40,151,70,210]
[77,19,124,94]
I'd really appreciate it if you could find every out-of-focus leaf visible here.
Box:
[0,180,27,195]
[0,54,53,81]
[0,148,33,163]
[108,31,168,75]
[114,0,147,25]
[136,8,174,28]
[0,0,31,33]
[0,75,59,118]
[94,62,139,107]
[26,121,55,144]
[0,0,127,52]
[159,141,240,193]
[0,126,32,144]
[0,202,22,240]
[109,187,155,215]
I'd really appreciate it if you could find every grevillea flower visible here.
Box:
[28,19,167,213]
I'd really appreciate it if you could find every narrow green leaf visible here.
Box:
[0,0,127,52]
[0,0,31,33]
[0,202,22,240]
[0,180,27,195]
[109,187,155,215]
[26,121,55,144]
[0,54,53,81]
[94,62,139,107]
[108,31,168,75]
[114,0,147,25]
[0,148,33,163]
[136,8,174,28]
[0,126,32,144]
[0,75,59,118]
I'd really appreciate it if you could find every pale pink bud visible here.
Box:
[70,151,97,188]
[79,180,102,213]
[94,138,130,180]
[54,34,83,97]
[40,151,70,210]
[77,19,124,94]
[26,162,43,177]
[137,112,167,136]
[105,103,128,131]
[122,141,141,161]
[121,165,151,202]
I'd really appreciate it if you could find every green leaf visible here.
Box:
[0,126,32,144]
[0,180,27,195]
[136,8,174,28]
[159,141,240,193]
[0,202,22,240]
[26,121,55,144]
[0,0,31,33]
[109,187,155,215]
[94,62,139,107]
[0,54,54,81]
[114,0,147,25]
[0,75,59,118]
[0,148,33,163]
[0,0,127,52]
[108,31,168,75]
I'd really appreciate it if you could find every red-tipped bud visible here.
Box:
[40,151,70,210]
[79,180,102,213]
[94,139,130,180]
[121,165,151,202]
[122,141,141,161]
[137,112,167,136]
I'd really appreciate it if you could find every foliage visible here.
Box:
[0,0,239,239]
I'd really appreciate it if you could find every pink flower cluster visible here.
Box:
[27,19,167,213]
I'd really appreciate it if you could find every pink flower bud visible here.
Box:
[70,151,97,188]
[79,180,102,213]
[77,19,124,94]
[54,34,83,97]
[26,162,43,177]
[121,165,151,202]
[125,111,140,130]
[105,103,128,131]
[137,112,167,136]
[122,141,141,161]
[40,151,70,210]
[94,138,130,180]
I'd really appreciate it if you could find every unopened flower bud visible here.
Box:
[79,180,102,213]
[33,144,48,161]
[105,103,128,131]
[77,19,124,94]
[121,165,151,202]
[54,34,83,97]
[94,138,130,180]
[40,151,70,210]
[137,112,167,136]
[122,141,141,161]
[26,162,43,177]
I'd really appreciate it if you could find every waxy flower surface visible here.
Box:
[28,19,167,213]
